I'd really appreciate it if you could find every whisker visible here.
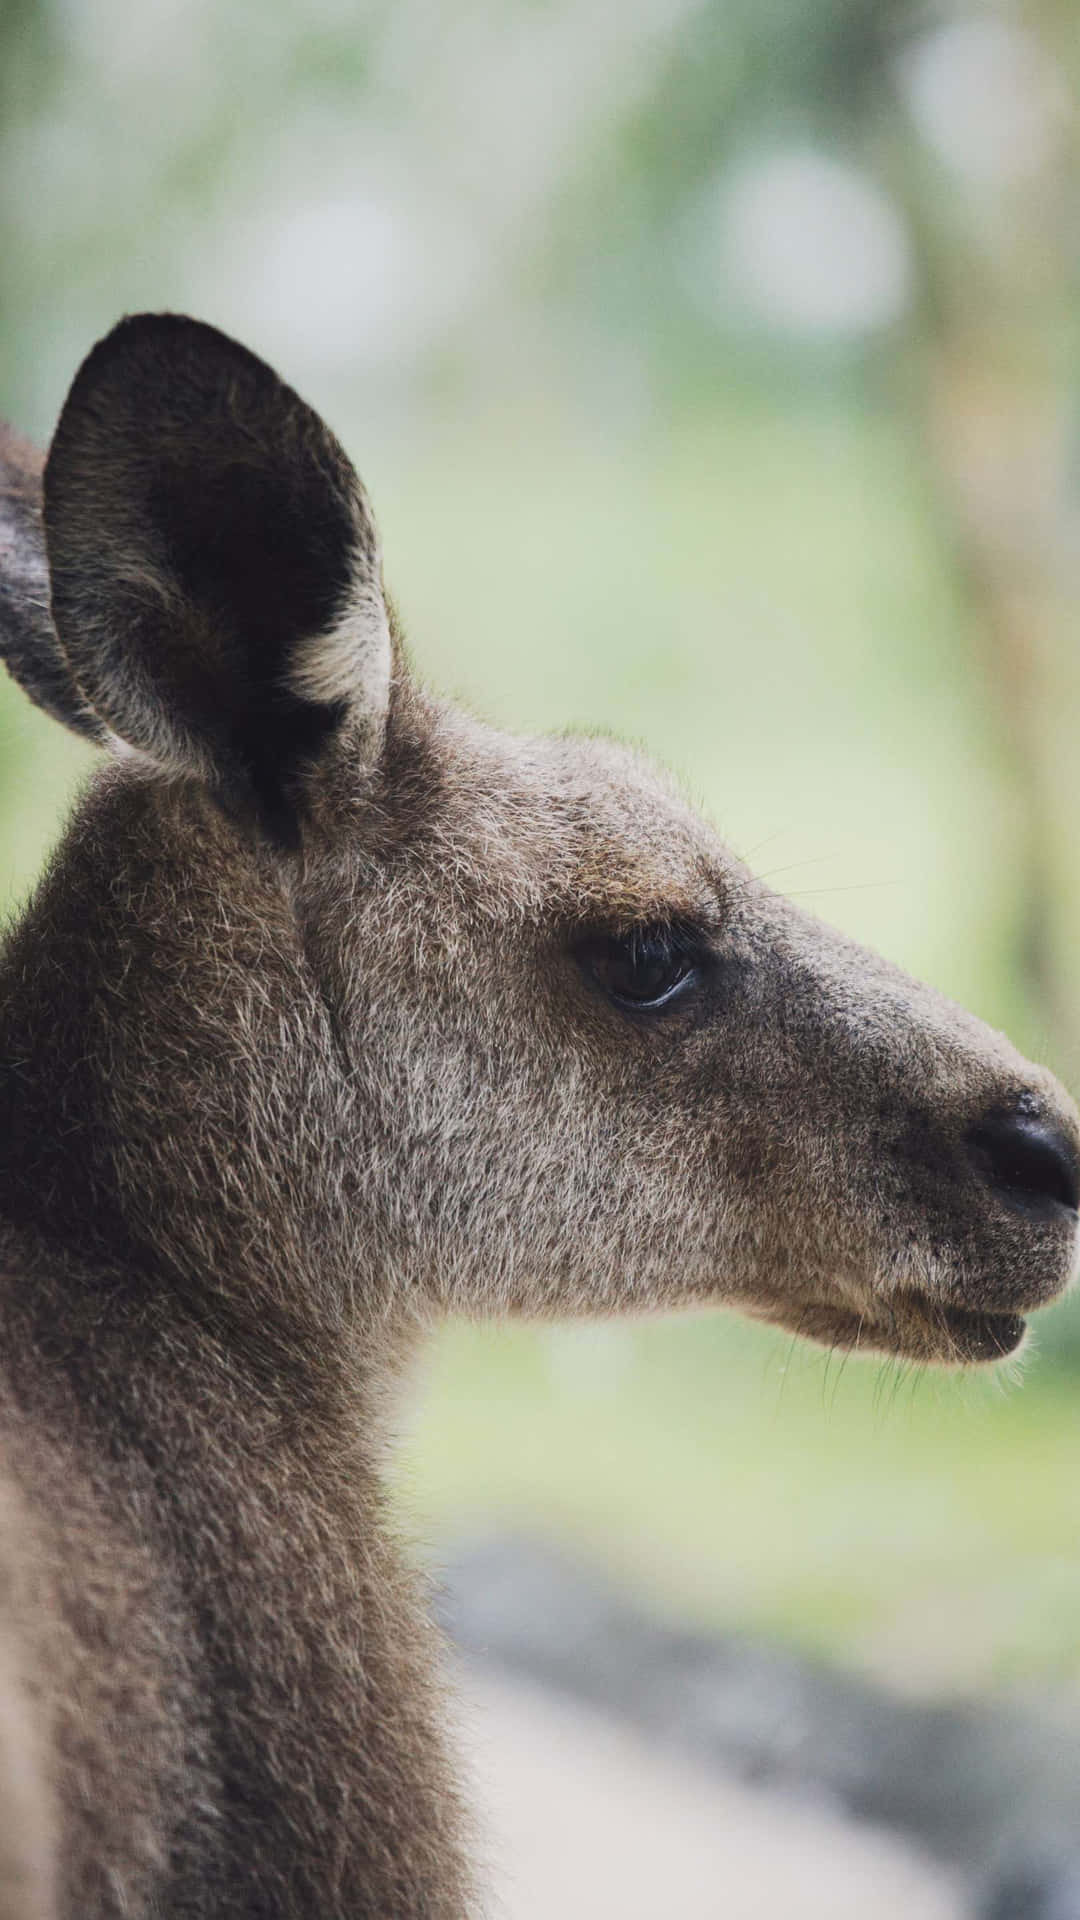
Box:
[772,1311,810,1417]
[741,829,790,865]
[782,881,901,899]
[754,853,843,885]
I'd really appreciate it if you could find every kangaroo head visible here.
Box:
[2,315,1077,1367]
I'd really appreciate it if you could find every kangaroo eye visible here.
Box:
[577,925,700,1011]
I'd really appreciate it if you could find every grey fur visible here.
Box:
[0,423,103,742]
[0,313,1074,1916]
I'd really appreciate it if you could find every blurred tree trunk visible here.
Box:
[923,317,1080,1064]
[892,15,1080,1073]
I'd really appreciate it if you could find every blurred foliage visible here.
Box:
[540,0,921,356]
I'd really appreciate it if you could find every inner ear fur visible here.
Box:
[43,313,391,845]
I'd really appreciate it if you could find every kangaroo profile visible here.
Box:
[0,313,1076,1916]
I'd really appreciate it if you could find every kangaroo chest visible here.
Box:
[0,1311,471,1919]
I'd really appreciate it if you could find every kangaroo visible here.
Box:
[0,313,1075,1917]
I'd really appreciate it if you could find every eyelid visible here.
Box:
[593,918,711,952]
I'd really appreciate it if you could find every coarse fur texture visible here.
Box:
[0,312,1076,1916]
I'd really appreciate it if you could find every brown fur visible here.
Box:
[0,314,1075,1915]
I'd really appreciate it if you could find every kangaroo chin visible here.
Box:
[0,313,1074,1916]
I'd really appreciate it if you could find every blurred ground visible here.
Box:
[439,1535,1080,1916]
[460,1669,964,1920]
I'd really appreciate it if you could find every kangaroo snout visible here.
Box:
[724,892,1080,1366]
[862,1066,1080,1361]
[933,1085,1080,1355]
[967,1100,1080,1221]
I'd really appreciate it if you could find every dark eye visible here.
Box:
[576,925,701,1011]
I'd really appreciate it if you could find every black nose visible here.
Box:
[968,1109,1080,1218]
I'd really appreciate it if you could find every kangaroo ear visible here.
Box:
[0,423,105,741]
[43,314,391,845]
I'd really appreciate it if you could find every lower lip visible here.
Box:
[931,1304,1027,1361]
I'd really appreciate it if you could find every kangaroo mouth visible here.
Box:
[915,1302,1027,1362]
[773,1293,1028,1366]
[870,1295,1026,1364]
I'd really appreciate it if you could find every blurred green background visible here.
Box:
[2,0,1080,1699]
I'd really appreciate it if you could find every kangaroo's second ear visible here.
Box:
[0,423,105,742]
[44,314,391,845]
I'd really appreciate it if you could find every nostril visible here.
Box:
[968,1110,1080,1217]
